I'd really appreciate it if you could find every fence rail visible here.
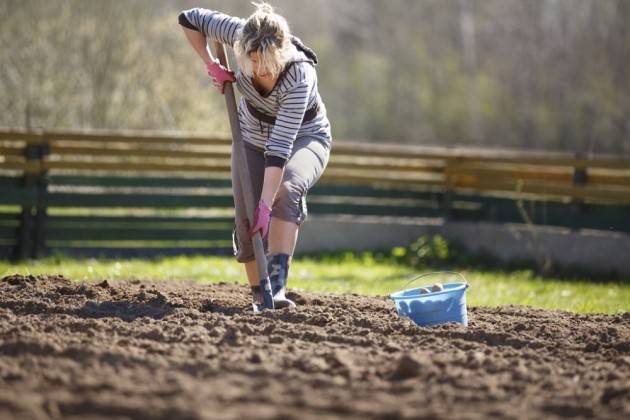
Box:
[1,127,629,259]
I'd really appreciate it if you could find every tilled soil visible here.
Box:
[0,274,628,420]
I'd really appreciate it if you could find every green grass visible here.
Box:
[0,254,628,314]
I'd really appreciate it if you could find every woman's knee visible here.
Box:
[274,181,298,205]
[271,181,307,224]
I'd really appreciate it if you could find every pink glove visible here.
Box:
[248,200,272,238]
[206,59,236,94]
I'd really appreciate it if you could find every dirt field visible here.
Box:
[0,274,628,419]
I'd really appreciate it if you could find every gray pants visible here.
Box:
[231,136,330,263]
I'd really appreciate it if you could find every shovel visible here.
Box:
[212,41,274,310]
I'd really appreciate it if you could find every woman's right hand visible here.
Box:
[206,59,236,94]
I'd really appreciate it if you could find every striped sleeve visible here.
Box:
[178,8,243,47]
[265,64,315,167]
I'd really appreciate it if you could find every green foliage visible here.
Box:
[406,235,452,266]
[389,234,491,270]
[303,235,486,272]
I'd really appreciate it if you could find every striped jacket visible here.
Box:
[179,8,332,168]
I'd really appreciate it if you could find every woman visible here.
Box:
[178,3,332,310]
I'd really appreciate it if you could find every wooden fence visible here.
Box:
[1,127,629,259]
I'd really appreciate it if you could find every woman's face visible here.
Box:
[249,51,273,80]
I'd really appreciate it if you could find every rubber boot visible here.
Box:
[267,253,296,309]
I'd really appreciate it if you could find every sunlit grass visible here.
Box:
[1,254,628,314]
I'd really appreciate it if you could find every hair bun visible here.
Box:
[253,2,274,15]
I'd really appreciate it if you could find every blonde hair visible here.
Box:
[234,2,295,78]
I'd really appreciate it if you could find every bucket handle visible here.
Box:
[396,271,468,293]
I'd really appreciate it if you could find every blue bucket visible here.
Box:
[390,272,470,327]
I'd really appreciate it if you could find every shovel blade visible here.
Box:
[260,277,274,310]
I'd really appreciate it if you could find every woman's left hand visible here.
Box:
[248,200,272,238]
[206,59,236,94]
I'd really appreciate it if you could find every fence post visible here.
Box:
[33,137,49,258]
[16,141,40,260]
[572,152,588,219]
[441,157,455,221]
